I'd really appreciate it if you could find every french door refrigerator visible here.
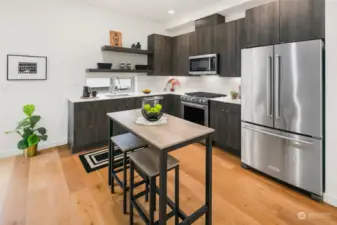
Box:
[241,40,324,199]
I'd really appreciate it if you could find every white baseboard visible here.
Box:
[0,140,67,158]
[324,193,337,207]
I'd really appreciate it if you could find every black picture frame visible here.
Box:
[7,54,48,81]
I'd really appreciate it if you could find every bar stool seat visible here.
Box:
[129,147,180,225]
[111,133,148,152]
[109,132,148,214]
[129,148,179,177]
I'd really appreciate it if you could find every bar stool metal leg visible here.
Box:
[110,143,115,194]
[153,177,156,211]
[123,152,127,214]
[129,161,134,225]
[145,181,149,202]
[108,141,111,186]
[175,166,180,225]
[108,120,112,186]
[149,177,156,225]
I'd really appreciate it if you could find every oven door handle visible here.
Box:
[181,101,208,109]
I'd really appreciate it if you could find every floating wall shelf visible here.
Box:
[101,46,153,55]
[86,69,152,73]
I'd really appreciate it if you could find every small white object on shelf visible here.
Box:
[135,116,168,126]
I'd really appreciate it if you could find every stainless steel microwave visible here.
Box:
[189,54,218,75]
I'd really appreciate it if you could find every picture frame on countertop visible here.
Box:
[7,54,47,81]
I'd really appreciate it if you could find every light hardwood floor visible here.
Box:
[0,144,336,225]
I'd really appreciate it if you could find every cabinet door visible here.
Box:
[173,33,190,75]
[235,18,246,77]
[73,102,94,147]
[189,32,198,56]
[163,95,172,115]
[148,34,173,75]
[196,26,215,55]
[210,101,224,144]
[134,97,143,109]
[92,100,112,144]
[171,95,182,118]
[223,21,237,77]
[245,1,280,47]
[279,0,325,43]
[215,19,245,77]
[225,104,241,154]
[214,23,226,76]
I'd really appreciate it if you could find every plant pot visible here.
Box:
[24,144,38,158]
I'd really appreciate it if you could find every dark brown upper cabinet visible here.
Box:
[279,0,325,43]
[215,18,245,77]
[189,32,198,56]
[245,1,280,48]
[195,14,225,30]
[190,26,216,56]
[147,34,173,75]
[246,0,325,48]
[172,33,191,75]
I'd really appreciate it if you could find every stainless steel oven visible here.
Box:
[189,54,218,75]
[181,101,209,127]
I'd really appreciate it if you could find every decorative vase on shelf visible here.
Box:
[136,42,141,49]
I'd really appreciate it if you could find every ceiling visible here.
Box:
[84,0,225,22]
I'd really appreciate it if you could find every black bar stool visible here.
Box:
[129,147,180,225]
[109,132,149,214]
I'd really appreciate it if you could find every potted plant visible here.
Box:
[5,104,48,157]
[230,91,239,100]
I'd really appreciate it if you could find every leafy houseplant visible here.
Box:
[230,91,239,100]
[5,104,48,157]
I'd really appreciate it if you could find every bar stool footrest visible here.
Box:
[111,172,146,190]
[179,205,208,225]
[155,186,187,220]
[131,198,176,225]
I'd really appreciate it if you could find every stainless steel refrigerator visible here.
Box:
[241,40,324,199]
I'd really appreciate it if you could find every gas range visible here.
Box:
[181,92,227,105]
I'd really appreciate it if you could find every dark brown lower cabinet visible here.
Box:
[68,97,141,153]
[210,101,241,157]
[68,95,174,153]
[164,94,182,118]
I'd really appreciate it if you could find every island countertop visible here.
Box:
[107,109,214,150]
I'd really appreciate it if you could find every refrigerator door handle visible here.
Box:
[267,56,273,117]
[243,125,313,145]
[275,54,281,119]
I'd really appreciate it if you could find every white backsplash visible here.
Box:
[135,75,241,95]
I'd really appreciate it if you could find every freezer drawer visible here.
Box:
[241,123,323,196]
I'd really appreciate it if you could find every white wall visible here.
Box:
[324,0,337,207]
[0,0,166,156]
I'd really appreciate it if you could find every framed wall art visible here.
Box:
[109,30,122,47]
[7,55,47,81]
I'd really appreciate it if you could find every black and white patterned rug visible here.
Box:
[79,146,123,173]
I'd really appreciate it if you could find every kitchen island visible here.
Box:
[107,109,214,225]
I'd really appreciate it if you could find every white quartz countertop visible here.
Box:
[68,91,241,105]
[68,92,185,103]
[210,96,241,105]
